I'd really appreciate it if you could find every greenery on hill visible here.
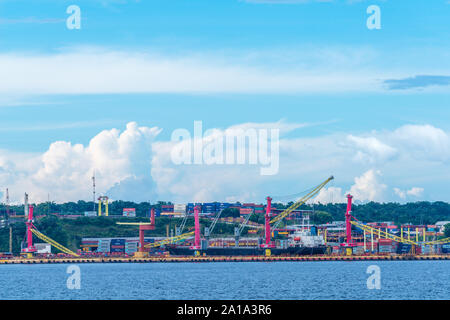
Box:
[0,200,171,217]
[2,200,449,225]
[275,201,450,225]
[0,215,240,254]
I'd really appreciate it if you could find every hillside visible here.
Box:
[0,216,240,254]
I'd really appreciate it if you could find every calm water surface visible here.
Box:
[0,261,448,300]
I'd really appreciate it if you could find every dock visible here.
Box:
[1,254,449,264]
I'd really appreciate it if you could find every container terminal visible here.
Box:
[0,176,449,263]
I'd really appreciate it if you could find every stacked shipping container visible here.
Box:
[125,240,138,255]
[110,239,125,253]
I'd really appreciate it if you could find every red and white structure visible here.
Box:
[341,194,356,249]
[137,208,156,253]
[190,205,201,250]
[23,205,36,254]
[261,196,275,248]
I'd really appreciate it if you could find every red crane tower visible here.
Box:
[340,194,356,255]
[261,197,275,249]
[190,206,201,251]
[116,208,156,258]
[22,205,37,257]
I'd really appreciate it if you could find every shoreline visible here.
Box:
[1,254,449,264]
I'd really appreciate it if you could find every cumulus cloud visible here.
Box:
[391,124,450,162]
[407,187,424,197]
[1,121,449,204]
[348,169,386,202]
[0,122,161,203]
[314,186,346,204]
[151,121,294,202]
[393,188,406,199]
[347,135,397,163]
[315,170,387,204]
[394,187,424,200]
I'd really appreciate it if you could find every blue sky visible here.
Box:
[0,0,449,204]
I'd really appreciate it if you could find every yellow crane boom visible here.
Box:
[270,176,334,227]
[116,222,153,226]
[145,231,195,248]
[31,228,79,257]
[350,220,450,246]
[424,237,450,246]
[350,220,418,245]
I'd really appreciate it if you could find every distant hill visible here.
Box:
[2,200,450,224]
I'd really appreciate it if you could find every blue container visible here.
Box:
[397,243,412,254]
[219,203,231,209]
[111,239,125,245]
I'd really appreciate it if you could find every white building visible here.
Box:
[436,221,450,233]
[35,243,51,254]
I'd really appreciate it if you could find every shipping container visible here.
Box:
[123,208,136,217]
[161,205,174,212]
[111,239,126,245]
[397,243,412,254]
[353,246,364,255]
[239,208,253,215]
[378,245,393,253]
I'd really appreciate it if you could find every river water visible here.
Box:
[0,261,448,300]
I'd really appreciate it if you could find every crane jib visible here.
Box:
[270,176,334,225]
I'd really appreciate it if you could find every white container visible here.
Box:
[35,243,51,254]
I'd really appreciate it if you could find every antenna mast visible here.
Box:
[92,172,96,212]
[24,193,29,220]
[6,188,10,218]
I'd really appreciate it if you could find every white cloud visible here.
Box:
[347,135,397,163]
[1,46,449,100]
[348,169,387,202]
[394,187,424,200]
[407,187,424,197]
[391,124,450,162]
[151,122,450,203]
[0,17,65,24]
[0,47,386,96]
[0,122,161,203]
[394,187,406,199]
[151,121,295,202]
[314,186,346,204]
[314,170,387,204]
[0,121,449,204]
